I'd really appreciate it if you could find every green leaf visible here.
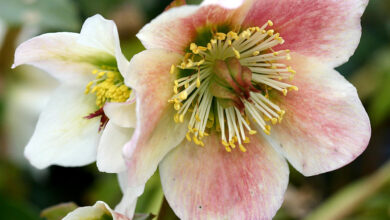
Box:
[135,171,164,215]
[40,202,78,220]
[0,0,80,30]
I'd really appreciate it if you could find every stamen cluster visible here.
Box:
[85,66,131,108]
[169,20,298,152]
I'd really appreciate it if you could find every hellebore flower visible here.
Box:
[13,15,135,173]
[125,0,371,219]
[63,201,131,220]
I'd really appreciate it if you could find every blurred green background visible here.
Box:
[0,0,389,219]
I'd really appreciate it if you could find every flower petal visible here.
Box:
[123,49,187,188]
[24,85,100,169]
[159,133,289,220]
[136,4,250,53]
[104,101,136,128]
[115,172,144,218]
[242,0,368,67]
[78,14,129,76]
[63,201,131,220]
[13,32,103,85]
[201,0,244,9]
[269,54,371,176]
[96,121,133,173]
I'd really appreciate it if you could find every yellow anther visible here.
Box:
[267,29,274,36]
[186,132,192,142]
[227,31,238,40]
[244,137,250,143]
[252,51,260,56]
[273,52,279,56]
[229,141,236,149]
[289,86,299,91]
[198,46,207,52]
[255,27,261,32]
[207,43,212,50]
[222,140,230,147]
[210,39,217,44]
[186,59,194,68]
[174,80,179,86]
[98,72,105,77]
[179,91,187,100]
[196,77,201,88]
[225,146,232,152]
[239,144,247,153]
[271,118,278,125]
[174,102,181,110]
[277,37,285,44]
[197,59,205,66]
[286,54,291,60]
[185,82,189,88]
[233,47,240,59]
[287,66,296,74]
[179,114,185,123]
[195,114,201,122]
[174,114,180,123]
[282,89,288,96]
[216,32,226,40]
[249,130,257,135]
[174,86,178,94]
[267,20,273,26]
[190,43,197,51]
[170,64,176,74]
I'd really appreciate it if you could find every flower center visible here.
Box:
[85,66,131,108]
[169,20,298,152]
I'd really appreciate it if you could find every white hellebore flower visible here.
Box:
[12,14,136,173]
[63,201,131,220]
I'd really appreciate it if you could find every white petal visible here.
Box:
[97,121,133,173]
[103,101,136,128]
[24,84,100,169]
[64,201,131,220]
[78,14,129,76]
[115,172,144,218]
[201,0,245,9]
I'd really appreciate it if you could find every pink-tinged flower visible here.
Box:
[124,0,371,219]
[12,15,135,173]
[63,201,131,220]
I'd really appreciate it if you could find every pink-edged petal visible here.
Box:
[136,3,249,53]
[63,201,131,220]
[78,14,129,76]
[104,100,136,128]
[242,0,368,67]
[96,121,133,173]
[13,32,103,85]
[136,5,198,53]
[269,54,371,176]
[123,49,188,189]
[25,85,100,169]
[115,172,144,218]
[160,133,289,220]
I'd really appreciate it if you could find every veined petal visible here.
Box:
[160,133,289,220]
[123,49,187,188]
[269,54,371,176]
[136,5,198,53]
[104,100,136,128]
[78,14,129,76]
[24,85,100,169]
[242,0,368,67]
[136,3,250,53]
[63,201,131,220]
[97,121,133,173]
